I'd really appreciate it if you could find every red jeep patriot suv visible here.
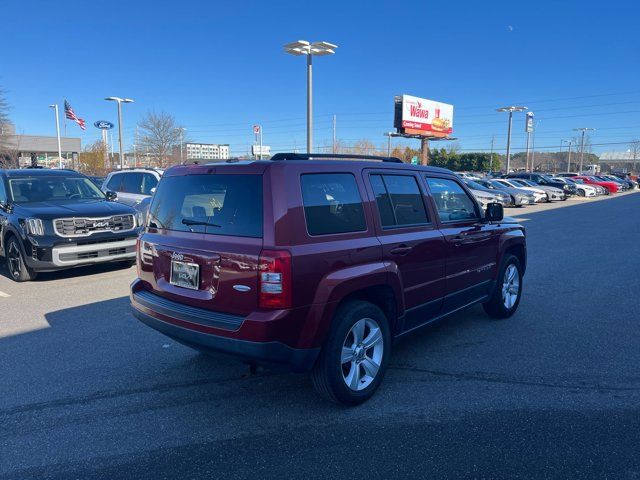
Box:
[131,153,526,405]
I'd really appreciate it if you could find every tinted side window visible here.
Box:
[0,179,7,203]
[426,177,478,222]
[300,173,366,236]
[106,174,123,192]
[375,174,429,227]
[122,173,144,194]
[369,175,395,227]
[141,174,158,195]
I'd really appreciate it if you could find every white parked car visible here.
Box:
[551,177,597,197]
[493,179,548,203]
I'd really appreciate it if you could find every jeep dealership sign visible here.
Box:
[394,95,454,137]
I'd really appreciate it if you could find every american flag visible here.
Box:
[64,100,86,130]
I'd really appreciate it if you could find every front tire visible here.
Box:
[311,300,391,406]
[483,254,522,319]
[5,237,37,282]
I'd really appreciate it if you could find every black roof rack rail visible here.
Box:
[269,153,403,163]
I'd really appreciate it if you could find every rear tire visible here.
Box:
[5,236,37,282]
[483,254,522,319]
[311,300,391,406]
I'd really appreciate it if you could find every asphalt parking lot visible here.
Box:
[1,191,639,479]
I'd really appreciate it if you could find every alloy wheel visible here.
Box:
[7,243,22,279]
[502,264,520,309]
[341,318,384,391]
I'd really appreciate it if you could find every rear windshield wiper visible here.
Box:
[181,218,222,228]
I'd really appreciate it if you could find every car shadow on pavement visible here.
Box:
[0,259,134,282]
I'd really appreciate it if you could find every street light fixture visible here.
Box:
[48,104,63,169]
[496,106,528,173]
[284,40,338,153]
[105,97,134,169]
[572,127,596,173]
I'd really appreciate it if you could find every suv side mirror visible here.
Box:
[485,202,504,222]
[105,191,118,201]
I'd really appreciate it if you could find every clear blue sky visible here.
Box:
[2,0,639,156]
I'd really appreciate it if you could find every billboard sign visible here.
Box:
[253,125,261,134]
[525,112,535,133]
[395,95,453,137]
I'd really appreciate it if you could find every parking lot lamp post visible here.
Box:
[573,127,595,174]
[284,40,338,154]
[175,127,186,163]
[561,139,573,173]
[105,97,134,169]
[496,106,528,173]
[48,104,63,169]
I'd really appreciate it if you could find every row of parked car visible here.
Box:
[0,156,635,405]
[457,171,637,208]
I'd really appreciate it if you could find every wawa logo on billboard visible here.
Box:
[408,99,430,119]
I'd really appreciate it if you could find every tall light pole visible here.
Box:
[561,139,573,173]
[284,40,338,154]
[48,104,63,169]
[573,127,595,173]
[175,127,186,163]
[105,97,134,169]
[496,106,527,173]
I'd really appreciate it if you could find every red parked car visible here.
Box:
[573,175,619,193]
[131,154,527,404]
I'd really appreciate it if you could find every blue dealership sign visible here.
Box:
[94,120,114,130]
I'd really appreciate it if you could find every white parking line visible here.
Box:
[0,291,10,298]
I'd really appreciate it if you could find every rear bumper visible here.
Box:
[130,286,320,372]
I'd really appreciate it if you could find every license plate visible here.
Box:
[170,260,200,290]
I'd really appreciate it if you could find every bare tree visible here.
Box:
[137,111,183,168]
[0,87,11,157]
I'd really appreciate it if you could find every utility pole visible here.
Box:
[332,115,336,154]
[384,132,393,157]
[489,135,495,173]
[134,125,138,167]
[531,120,540,170]
[573,127,595,173]
[564,140,573,173]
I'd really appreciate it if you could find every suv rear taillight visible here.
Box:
[259,250,292,309]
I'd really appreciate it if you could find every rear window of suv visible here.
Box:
[148,174,263,237]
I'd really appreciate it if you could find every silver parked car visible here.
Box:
[101,168,163,207]
[475,178,536,207]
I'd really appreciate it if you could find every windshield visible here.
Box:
[148,174,263,238]
[463,180,486,190]
[489,180,508,189]
[8,176,105,203]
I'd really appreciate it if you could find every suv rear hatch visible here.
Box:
[139,169,264,316]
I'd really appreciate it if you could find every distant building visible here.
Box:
[599,151,639,173]
[183,142,230,162]
[0,126,81,168]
